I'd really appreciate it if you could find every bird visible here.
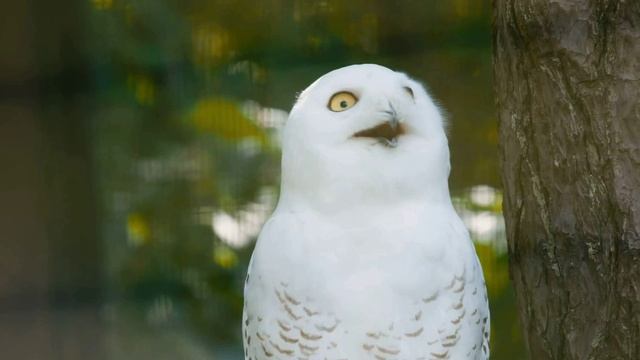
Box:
[242,64,490,360]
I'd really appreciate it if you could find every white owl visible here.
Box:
[243,64,490,360]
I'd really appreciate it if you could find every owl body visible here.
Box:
[243,64,489,359]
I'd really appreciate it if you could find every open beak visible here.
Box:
[352,103,405,147]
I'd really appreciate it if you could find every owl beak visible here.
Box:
[352,102,404,147]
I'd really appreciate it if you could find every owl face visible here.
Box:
[287,64,445,150]
[280,64,451,210]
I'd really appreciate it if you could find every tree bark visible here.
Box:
[493,1,640,359]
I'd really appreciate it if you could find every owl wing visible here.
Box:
[243,275,346,359]
[359,222,490,360]
[421,223,489,360]
[243,217,348,360]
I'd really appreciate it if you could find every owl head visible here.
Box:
[279,64,452,212]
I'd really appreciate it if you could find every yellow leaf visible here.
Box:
[213,245,238,269]
[190,97,266,144]
[127,213,151,246]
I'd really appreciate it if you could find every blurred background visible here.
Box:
[0,0,524,358]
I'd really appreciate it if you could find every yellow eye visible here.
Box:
[328,91,358,112]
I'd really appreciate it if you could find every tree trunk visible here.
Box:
[493,1,640,359]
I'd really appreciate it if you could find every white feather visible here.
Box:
[243,64,489,360]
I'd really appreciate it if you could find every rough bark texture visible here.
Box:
[493,1,640,359]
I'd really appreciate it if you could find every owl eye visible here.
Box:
[328,91,358,112]
[403,86,414,100]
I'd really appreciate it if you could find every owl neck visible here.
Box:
[278,142,453,213]
[278,179,452,215]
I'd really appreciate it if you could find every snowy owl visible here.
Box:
[243,64,490,360]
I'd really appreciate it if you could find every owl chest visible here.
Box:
[252,208,466,309]
[267,223,455,309]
